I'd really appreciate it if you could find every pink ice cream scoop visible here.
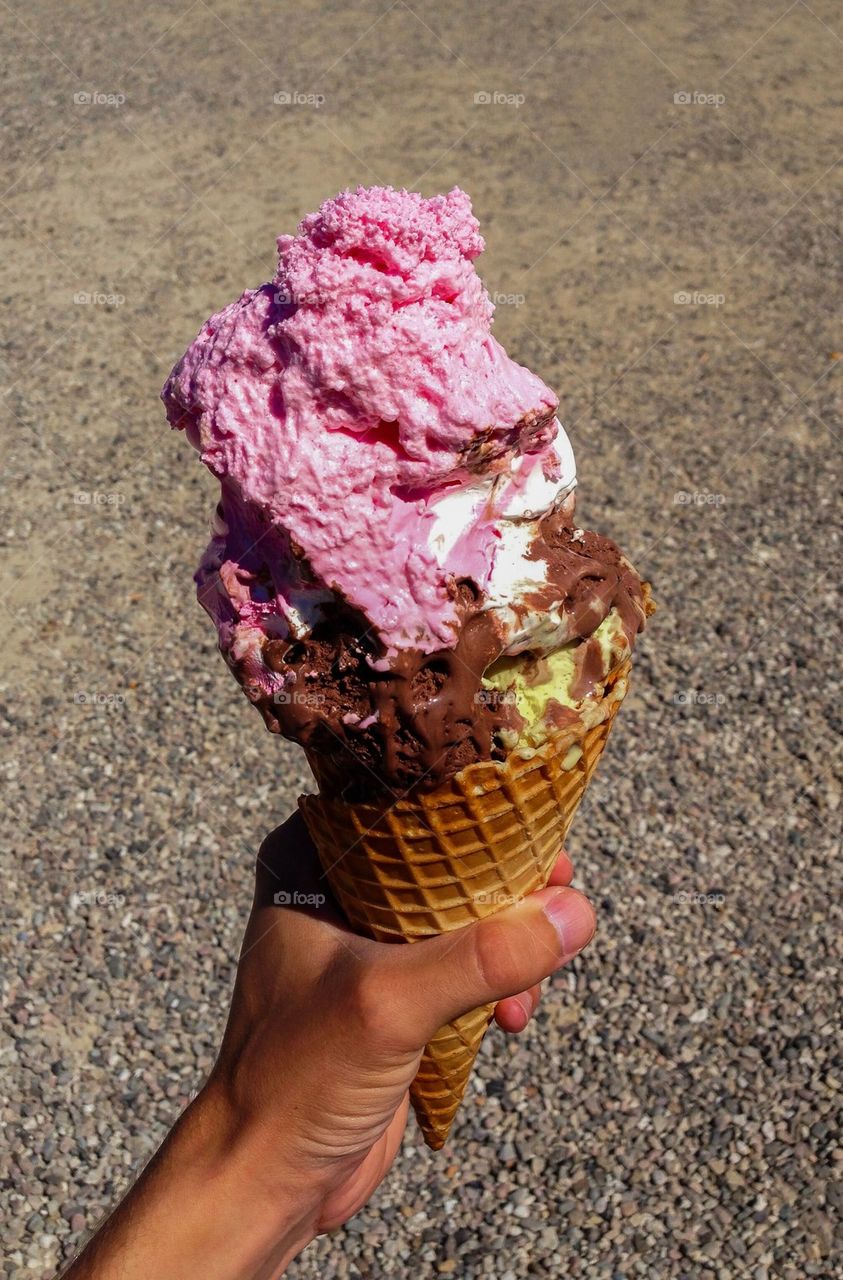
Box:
[162,187,575,683]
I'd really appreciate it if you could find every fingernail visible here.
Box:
[541,888,595,957]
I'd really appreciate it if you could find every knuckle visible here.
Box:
[469,919,522,997]
[347,965,402,1047]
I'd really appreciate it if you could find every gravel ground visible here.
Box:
[2,1,841,1276]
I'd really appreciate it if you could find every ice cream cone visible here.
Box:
[168,187,654,1152]
[299,659,631,1148]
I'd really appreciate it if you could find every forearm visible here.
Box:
[62,1083,317,1280]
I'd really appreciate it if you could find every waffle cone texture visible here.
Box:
[299,659,631,1149]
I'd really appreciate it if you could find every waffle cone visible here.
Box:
[299,659,631,1148]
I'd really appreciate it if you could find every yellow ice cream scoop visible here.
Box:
[482,608,631,750]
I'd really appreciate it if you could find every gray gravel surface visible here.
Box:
[2,1,841,1277]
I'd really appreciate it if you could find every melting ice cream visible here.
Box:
[163,186,650,792]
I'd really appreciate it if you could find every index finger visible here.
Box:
[546,848,575,887]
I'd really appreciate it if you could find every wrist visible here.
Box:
[177,1080,322,1273]
[65,1082,321,1280]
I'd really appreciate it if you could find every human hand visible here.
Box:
[209,812,596,1262]
[63,813,595,1280]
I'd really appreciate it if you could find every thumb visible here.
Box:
[390,887,596,1046]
